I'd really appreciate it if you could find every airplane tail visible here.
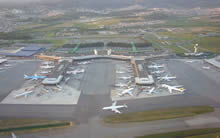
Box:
[24,74,28,78]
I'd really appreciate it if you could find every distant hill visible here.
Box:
[0,0,220,9]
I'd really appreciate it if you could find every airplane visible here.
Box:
[145,87,157,95]
[24,74,46,80]
[14,90,34,98]
[66,69,85,75]
[118,88,134,96]
[151,70,165,74]
[116,70,126,74]
[157,75,176,81]
[41,61,54,65]
[77,61,91,65]
[102,101,128,114]
[185,60,197,63]
[161,84,185,93]
[4,64,12,67]
[39,70,51,74]
[0,67,4,70]
[119,76,133,80]
[202,66,210,70]
[11,132,18,138]
[148,64,165,69]
[40,64,55,69]
[115,83,128,88]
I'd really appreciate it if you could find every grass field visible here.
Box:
[137,128,220,138]
[0,118,73,135]
[104,106,214,124]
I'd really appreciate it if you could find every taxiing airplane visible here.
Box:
[148,64,165,69]
[77,61,91,65]
[151,70,165,74]
[102,101,127,114]
[157,75,176,81]
[40,64,55,69]
[24,74,46,80]
[161,84,184,93]
[14,90,34,98]
[4,64,12,67]
[11,132,18,138]
[118,88,134,96]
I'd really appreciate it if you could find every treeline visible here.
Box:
[62,42,104,48]
[107,42,152,47]
[0,32,32,40]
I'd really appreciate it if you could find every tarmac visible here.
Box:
[1,58,220,138]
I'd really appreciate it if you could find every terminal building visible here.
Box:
[131,58,154,85]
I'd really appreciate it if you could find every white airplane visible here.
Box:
[42,61,54,65]
[118,88,134,96]
[157,75,176,81]
[102,101,128,114]
[39,70,51,74]
[116,70,126,74]
[115,83,128,88]
[161,84,184,93]
[151,70,165,74]
[4,64,12,67]
[185,60,197,63]
[77,61,91,65]
[148,64,165,69]
[14,90,34,98]
[40,64,55,69]
[66,69,85,75]
[202,66,210,70]
[145,87,157,95]
[11,132,18,138]
[119,76,133,80]
[0,67,4,70]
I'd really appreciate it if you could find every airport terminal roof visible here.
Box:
[22,46,44,51]
[0,51,37,57]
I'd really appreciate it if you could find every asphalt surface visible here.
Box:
[0,60,40,101]
[1,59,220,138]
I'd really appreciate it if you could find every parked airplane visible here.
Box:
[24,74,46,80]
[118,88,134,96]
[77,61,91,65]
[148,64,165,69]
[40,64,55,69]
[119,76,133,80]
[66,69,85,75]
[157,75,176,81]
[151,70,165,74]
[39,70,51,74]
[11,132,18,138]
[116,70,126,74]
[185,60,197,63]
[14,90,34,98]
[145,87,157,95]
[115,83,128,88]
[161,84,184,93]
[4,64,12,67]
[0,67,4,70]
[102,101,127,114]
[202,66,210,70]
[42,61,54,65]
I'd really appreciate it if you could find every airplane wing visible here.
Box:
[112,108,121,114]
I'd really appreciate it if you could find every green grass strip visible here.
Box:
[104,106,214,124]
[137,128,220,138]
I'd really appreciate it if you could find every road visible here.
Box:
[1,59,220,138]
